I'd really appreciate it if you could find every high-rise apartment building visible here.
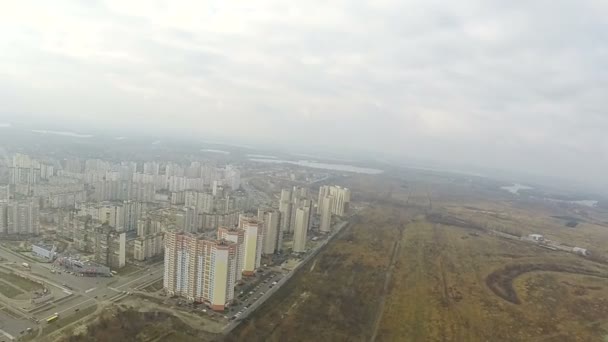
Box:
[94,229,126,269]
[319,195,334,233]
[218,227,245,282]
[239,217,264,276]
[85,159,111,173]
[0,185,9,201]
[279,188,292,233]
[201,211,241,231]
[224,165,241,190]
[3,199,40,235]
[77,201,144,232]
[137,217,163,237]
[164,231,237,311]
[9,154,41,186]
[259,209,282,255]
[293,206,310,253]
[133,233,164,261]
[318,185,351,216]
[63,158,83,174]
[143,161,160,175]
[174,206,199,233]
[0,201,7,234]
[185,191,215,212]
[287,186,310,233]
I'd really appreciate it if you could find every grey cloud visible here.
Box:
[0,0,607,189]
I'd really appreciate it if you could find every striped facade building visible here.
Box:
[163,231,237,311]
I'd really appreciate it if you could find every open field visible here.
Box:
[227,204,405,342]
[0,279,24,298]
[227,171,608,342]
[0,269,44,292]
[59,307,210,342]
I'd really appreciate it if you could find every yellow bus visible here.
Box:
[46,315,59,323]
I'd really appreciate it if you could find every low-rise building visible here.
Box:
[32,244,57,260]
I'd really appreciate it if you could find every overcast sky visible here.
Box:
[0,1,607,187]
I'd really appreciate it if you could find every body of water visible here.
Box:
[202,149,230,154]
[545,198,599,208]
[501,184,533,194]
[31,129,93,138]
[247,154,278,159]
[501,184,598,207]
[249,158,383,174]
[568,200,598,207]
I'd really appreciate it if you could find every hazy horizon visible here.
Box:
[1,1,607,190]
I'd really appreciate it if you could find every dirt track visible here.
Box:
[486,263,608,304]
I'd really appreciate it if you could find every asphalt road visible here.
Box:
[0,245,164,338]
[227,270,285,319]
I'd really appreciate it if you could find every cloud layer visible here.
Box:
[1,1,607,186]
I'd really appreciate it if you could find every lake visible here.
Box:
[500,184,533,194]
[31,129,93,138]
[202,149,230,154]
[249,158,383,174]
[247,154,278,159]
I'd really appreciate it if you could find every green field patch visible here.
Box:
[0,270,44,292]
[0,279,25,298]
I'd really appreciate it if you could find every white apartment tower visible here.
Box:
[4,199,39,235]
[292,206,310,253]
[318,185,351,216]
[319,195,334,233]
[217,227,245,282]
[239,217,264,276]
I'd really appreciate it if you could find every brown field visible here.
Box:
[227,171,608,342]
[59,307,209,342]
[227,204,404,342]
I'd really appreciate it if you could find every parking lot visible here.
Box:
[0,245,165,339]
[228,270,286,320]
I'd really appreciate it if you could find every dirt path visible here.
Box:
[369,225,404,342]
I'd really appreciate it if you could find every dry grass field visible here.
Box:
[227,204,403,342]
[227,171,608,342]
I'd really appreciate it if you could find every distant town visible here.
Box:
[0,151,358,341]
